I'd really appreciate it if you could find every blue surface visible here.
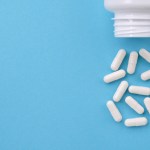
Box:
[0,0,150,149]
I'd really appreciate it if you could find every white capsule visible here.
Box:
[144,97,150,114]
[106,101,122,122]
[125,117,148,127]
[129,86,150,96]
[139,49,150,63]
[141,70,150,81]
[111,49,126,71]
[127,51,138,74]
[104,69,126,83]
[125,96,144,114]
[113,81,129,102]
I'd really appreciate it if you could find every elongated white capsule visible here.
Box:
[141,70,150,81]
[104,69,126,83]
[113,81,129,102]
[125,96,144,114]
[144,97,150,114]
[106,101,122,122]
[139,49,150,63]
[127,51,138,74]
[111,49,126,71]
[129,86,150,96]
[125,117,148,127]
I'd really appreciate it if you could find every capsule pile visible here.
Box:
[104,48,150,127]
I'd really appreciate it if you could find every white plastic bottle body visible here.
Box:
[104,0,150,37]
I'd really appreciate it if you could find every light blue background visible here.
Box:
[0,0,150,150]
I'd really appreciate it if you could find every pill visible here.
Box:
[129,86,150,96]
[106,101,122,122]
[111,49,126,71]
[141,70,150,81]
[144,97,150,114]
[125,117,148,127]
[139,49,150,63]
[104,69,126,83]
[127,51,138,74]
[113,81,129,102]
[125,96,144,114]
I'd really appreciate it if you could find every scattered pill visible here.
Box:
[113,81,129,102]
[139,49,150,63]
[125,96,144,114]
[144,97,150,114]
[104,69,126,83]
[124,117,148,127]
[141,70,150,81]
[106,101,122,122]
[104,48,150,128]
[129,86,150,96]
[127,51,138,74]
[111,49,126,71]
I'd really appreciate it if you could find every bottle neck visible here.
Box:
[113,11,150,37]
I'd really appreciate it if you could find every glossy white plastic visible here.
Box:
[104,0,150,37]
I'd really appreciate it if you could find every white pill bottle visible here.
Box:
[104,0,150,37]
